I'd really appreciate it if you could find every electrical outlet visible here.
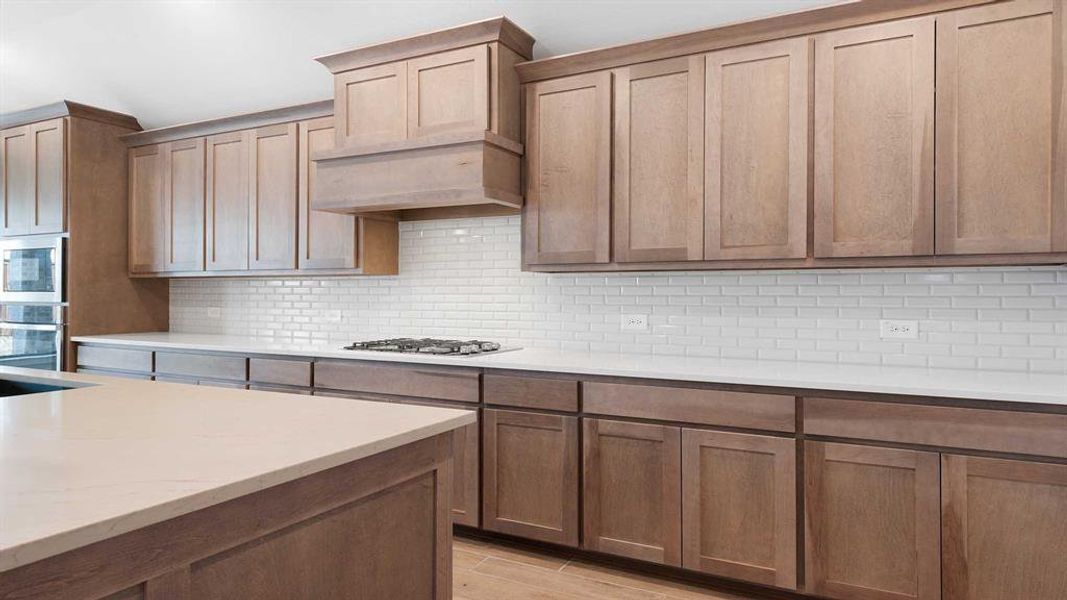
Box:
[879,319,918,339]
[621,314,649,332]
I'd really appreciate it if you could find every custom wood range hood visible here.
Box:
[311,17,534,220]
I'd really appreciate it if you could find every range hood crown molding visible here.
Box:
[314,16,535,74]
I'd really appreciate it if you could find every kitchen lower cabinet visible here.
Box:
[804,441,940,600]
[482,408,579,546]
[942,455,1067,600]
[449,416,481,528]
[682,429,796,589]
[582,419,681,565]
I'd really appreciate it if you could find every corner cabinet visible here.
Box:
[523,72,612,265]
[1,118,67,236]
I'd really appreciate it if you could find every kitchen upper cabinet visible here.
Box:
[407,45,490,138]
[682,429,796,590]
[299,117,358,270]
[248,123,297,270]
[524,72,612,265]
[482,408,579,546]
[814,17,935,258]
[935,0,1066,255]
[805,441,940,600]
[205,131,250,271]
[161,138,205,272]
[705,38,808,260]
[1,118,66,237]
[942,455,1067,600]
[334,62,408,147]
[128,143,166,273]
[582,419,681,565]
[613,57,703,263]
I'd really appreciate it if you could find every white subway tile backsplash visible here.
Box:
[170,216,1067,374]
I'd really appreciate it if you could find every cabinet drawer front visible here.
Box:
[584,381,796,432]
[77,368,152,381]
[248,384,312,395]
[76,345,153,373]
[804,397,1067,459]
[483,373,578,412]
[249,358,311,387]
[314,360,479,403]
[155,351,247,381]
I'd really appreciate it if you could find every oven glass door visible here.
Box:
[0,238,63,303]
[0,323,62,371]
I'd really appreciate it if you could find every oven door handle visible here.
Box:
[0,322,62,331]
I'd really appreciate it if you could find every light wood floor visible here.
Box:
[453,536,755,600]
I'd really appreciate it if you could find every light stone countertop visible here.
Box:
[0,366,476,572]
[73,332,1067,407]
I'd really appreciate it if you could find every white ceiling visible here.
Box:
[1,0,836,130]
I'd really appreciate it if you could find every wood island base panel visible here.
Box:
[1,434,454,600]
[71,336,1067,600]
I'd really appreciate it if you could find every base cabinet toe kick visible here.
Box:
[74,341,1067,599]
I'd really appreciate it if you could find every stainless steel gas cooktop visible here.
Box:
[343,338,508,356]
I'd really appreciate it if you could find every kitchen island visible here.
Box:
[0,367,475,600]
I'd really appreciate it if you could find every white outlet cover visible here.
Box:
[621,314,649,332]
[879,319,919,340]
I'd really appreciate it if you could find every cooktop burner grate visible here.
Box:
[344,338,502,355]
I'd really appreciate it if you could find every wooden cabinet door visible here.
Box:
[936,0,1066,255]
[705,38,808,260]
[451,416,480,528]
[942,455,1067,600]
[28,118,67,235]
[583,419,681,565]
[128,143,166,273]
[248,123,297,270]
[161,138,205,272]
[298,117,357,269]
[407,45,489,138]
[524,72,612,265]
[1,119,66,237]
[814,17,935,258]
[205,131,249,271]
[1,125,34,237]
[334,62,408,147]
[613,57,703,263]
[805,441,940,600]
[482,409,579,546]
[682,429,796,589]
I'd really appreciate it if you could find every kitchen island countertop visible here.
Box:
[0,366,475,572]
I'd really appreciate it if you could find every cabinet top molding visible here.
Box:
[120,100,333,147]
[515,0,999,82]
[0,100,141,131]
[314,16,535,74]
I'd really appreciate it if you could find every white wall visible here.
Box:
[170,216,1067,374]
